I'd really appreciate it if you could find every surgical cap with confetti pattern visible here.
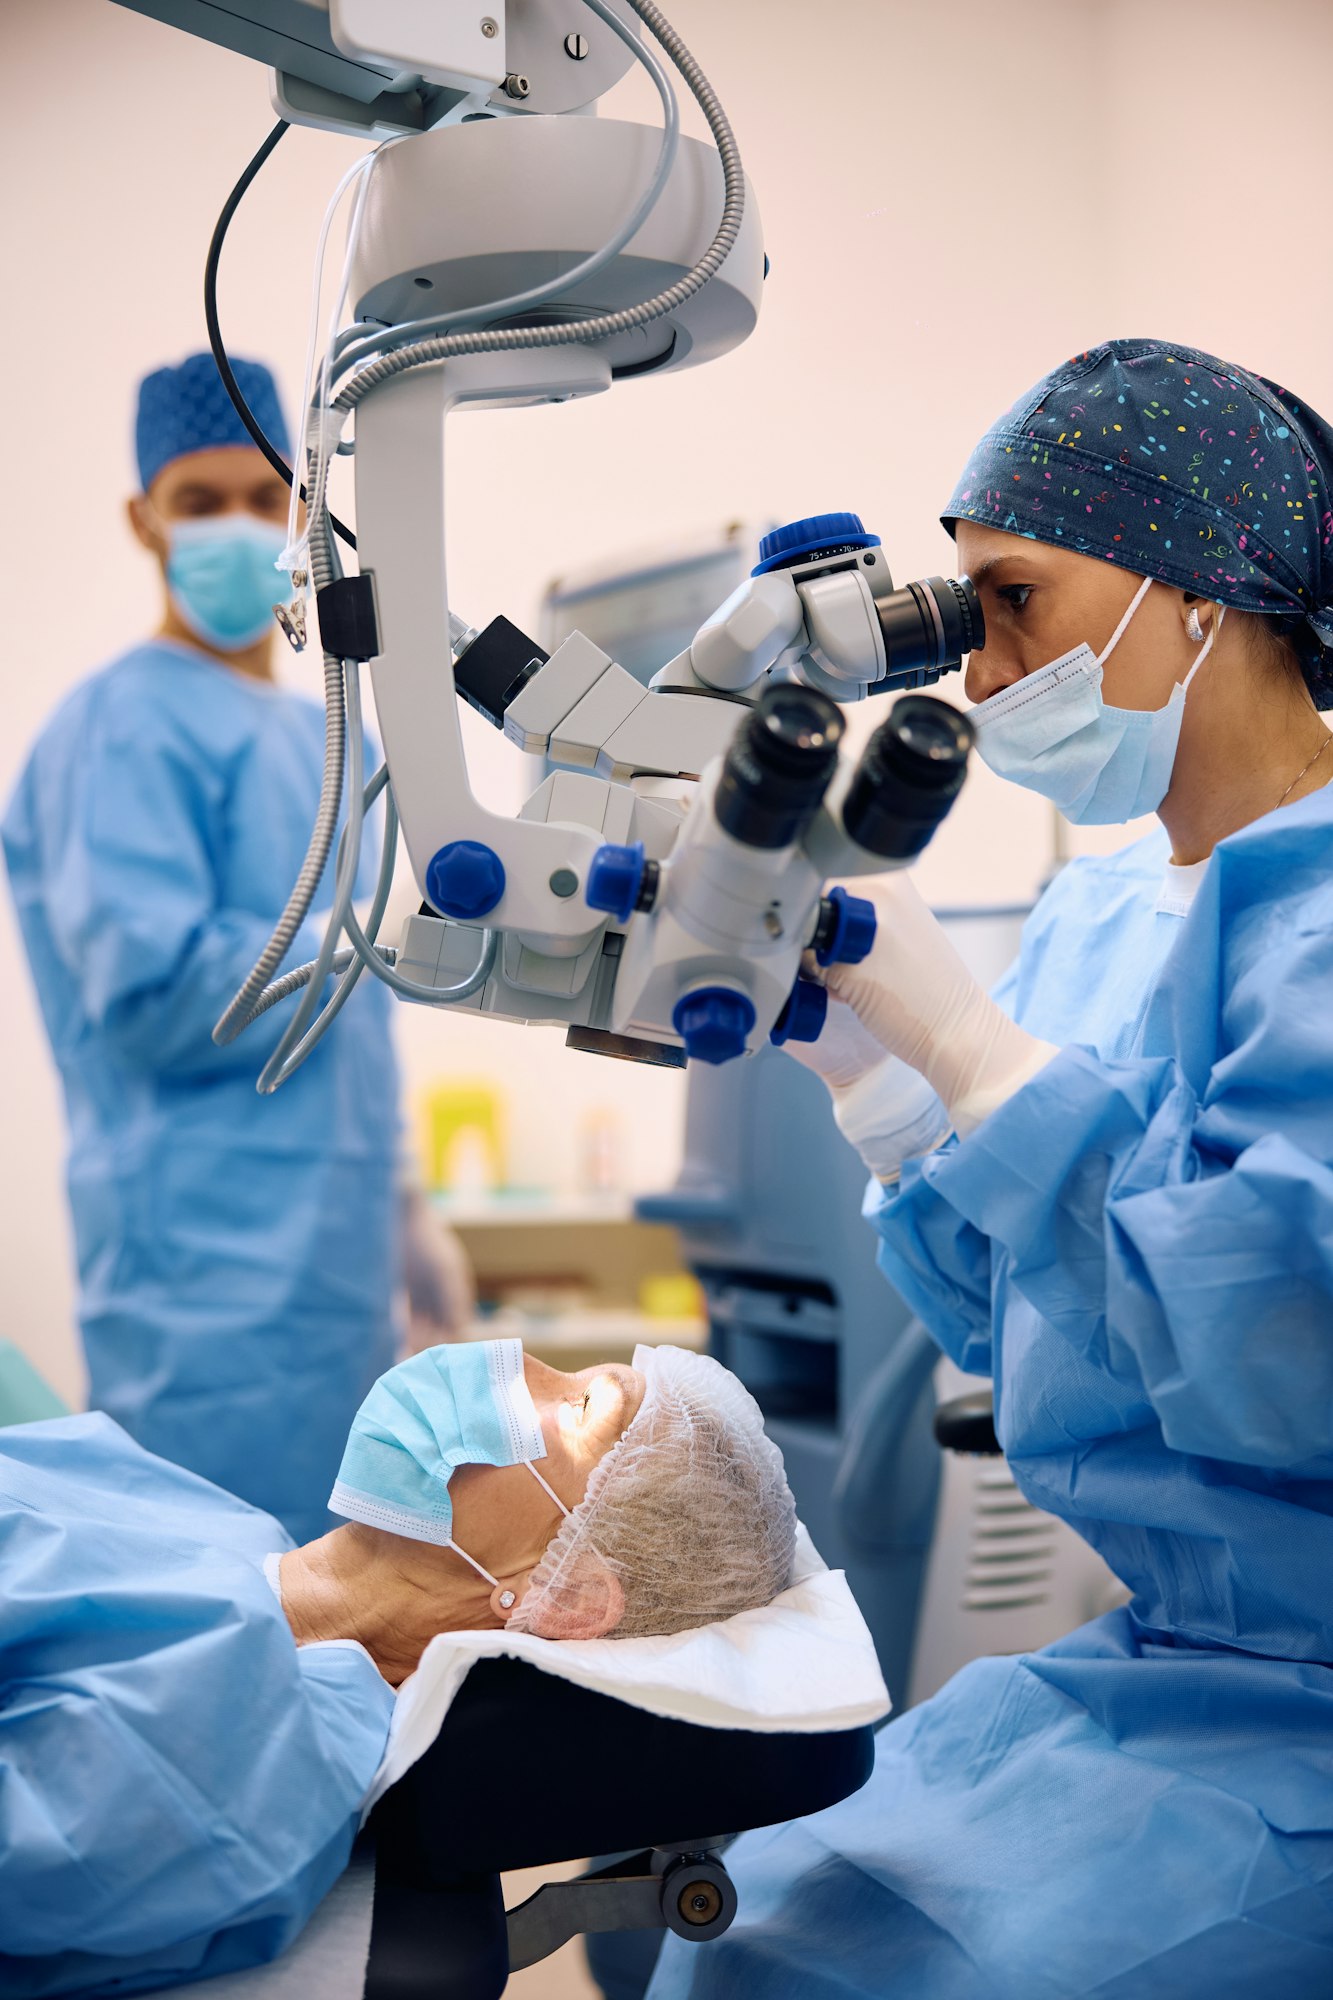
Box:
[942,338,1333,708]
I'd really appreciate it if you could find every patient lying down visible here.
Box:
[280,1341,798,1685]
[0,1342,798,1991]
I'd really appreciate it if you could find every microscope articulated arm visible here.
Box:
[650,562,890,702]
[652,541,979,707]
[500,630,748,783]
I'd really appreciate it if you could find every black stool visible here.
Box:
[364,1656,874,1997]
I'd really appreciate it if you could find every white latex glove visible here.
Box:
[782,990,895,1092]
[783,994,953,1180]
[821,874,1057,1140]
[399,1188,476,1353]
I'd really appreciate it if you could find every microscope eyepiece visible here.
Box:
[874,574,985,692]
[715,685,845,850]
[842,695,973,860]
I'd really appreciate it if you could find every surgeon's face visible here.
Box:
[126,444,293,565]
[956,523,1206,710]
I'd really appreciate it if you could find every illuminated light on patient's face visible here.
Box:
[531,1358,646,1478]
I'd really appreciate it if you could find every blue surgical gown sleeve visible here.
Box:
[863,1152,994,1377]
[859,954,1028,1380]
[27,685,328,1080]
[879,881,1333,1476]
[0,1415,395,1996]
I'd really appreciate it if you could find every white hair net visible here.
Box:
[508,1344,797,1641]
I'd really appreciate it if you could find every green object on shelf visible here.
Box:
[0,1339,69,1427]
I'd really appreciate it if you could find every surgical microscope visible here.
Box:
[100,8,1000,1991]
[115,0,982,1088]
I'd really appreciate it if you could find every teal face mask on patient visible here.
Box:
[329,1338,567,1585]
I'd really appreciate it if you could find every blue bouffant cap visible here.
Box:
[135,351,291,493]
[942,338,1333,707]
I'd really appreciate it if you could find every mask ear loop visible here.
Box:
[445,1461,571,1593]
[1096,574,1156,666]
[444,1538,500,1590]
[525,1461,570,1518]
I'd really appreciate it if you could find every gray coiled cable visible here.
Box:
[212,651,345,1045]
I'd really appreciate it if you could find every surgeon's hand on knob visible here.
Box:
[400,1188,476,1353]
[814,873,1058,1142]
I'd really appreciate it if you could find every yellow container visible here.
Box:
[418,1083,506,1193]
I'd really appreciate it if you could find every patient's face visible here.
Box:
[527,1354,646,1490]
[283,1351,649,1682]
[446,1353,646,1563]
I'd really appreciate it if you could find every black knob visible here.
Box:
[932,1390,1001,1455]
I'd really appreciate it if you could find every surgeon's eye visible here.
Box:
[995,583,1034,612]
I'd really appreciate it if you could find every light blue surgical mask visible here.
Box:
[165,514,286,653]
[970,577,1223,825]
[329,1338,568,1588]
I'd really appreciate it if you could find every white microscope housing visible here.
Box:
[112,0,982,1076]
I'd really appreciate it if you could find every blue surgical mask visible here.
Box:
[165,514,286,653]
[329,1338,568,1588]
[970,577,1223,824]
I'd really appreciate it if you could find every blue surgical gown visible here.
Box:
[0,1414,394,1996]
[650,791,1333,1998]
[2,640,401,1542]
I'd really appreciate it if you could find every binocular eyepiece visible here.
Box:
[874,574,984,693]
[843,696,974,861]
[752,513,984,693]
[714,685,846,851]
[715,684,973,863]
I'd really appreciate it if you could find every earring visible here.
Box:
[498,1590,515,1610]
[1186,608,1205,642]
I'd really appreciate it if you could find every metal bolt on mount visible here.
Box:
[564,31,590,58]
[502,71,531,97]
[480,16,498,37]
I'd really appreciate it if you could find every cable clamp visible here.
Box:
[274,598,308,653]
[272,564,309,653]
[316,573,381,662]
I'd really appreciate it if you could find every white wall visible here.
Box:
[4,0,1331,1403]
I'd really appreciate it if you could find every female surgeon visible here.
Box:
[647,339,1333,1998]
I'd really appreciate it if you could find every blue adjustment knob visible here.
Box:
[815,886,878,967]
[585,841,646,924]
[425,840,506,920]
[672,986,757,1066]
[770,976,829,1047]
[752,512,882,576]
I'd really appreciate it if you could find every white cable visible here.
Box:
[280,145,385,580]
[302,144,402,575]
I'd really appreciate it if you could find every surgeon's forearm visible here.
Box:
[936,1005,1059,1141]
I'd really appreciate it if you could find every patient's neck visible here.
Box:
[280,1524,497,1686]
